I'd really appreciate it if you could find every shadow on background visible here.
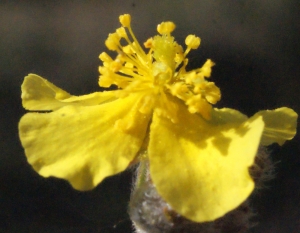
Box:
[0,1,299,232]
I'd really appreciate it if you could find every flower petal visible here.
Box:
[211,108,248,125]
[19,93,151,190]
[22,74,116,110]
[254,107,298,146]
[148,100,264,222]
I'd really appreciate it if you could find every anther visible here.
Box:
[185,35,201,49]
[99,52,112,62]
[201,59,215,78]
[144,38,153,48]
[157,22,176,35]
[119,14,131,27]
[116,27,127,38]
[105,33,121,51]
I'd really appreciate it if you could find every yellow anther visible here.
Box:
[144,38,153,48]
[184,72,197,84]
[110,60,123,72]
[108,32,120,42]
[186,94,201,113]
[98,66,107,75]
[98,77,113,88]
[193,82,221,105]
[98,67,113,87]
[193,82,206,93]
[105,40,117,51]
[99,52,112,62]
[116,27,127,38]
[119,14,131,27]
[157,21,176,35]
[201,59,215,77]
[105,33,121,51]
[185,35,201,49]
[203,83,221,104]
[122,45,133,54]
[186,95,212,119]
[169,83,188,97]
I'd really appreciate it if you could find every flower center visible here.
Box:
[98,14,221,121]
[152,62,172,86]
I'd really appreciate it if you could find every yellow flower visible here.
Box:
[18,14,298,222]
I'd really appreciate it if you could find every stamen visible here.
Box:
[157,22,176,35]
[185,35,201,49]
[99,67,131,88]
[99,52,113,63]
[119,14,131,27]
[200,59,215,78]
[118,15,148,63]
[99,14,221,122]
[184,35,201,57]
[144,38,153,48]
[116,27,127,38]
[186,95,212,120]
[105,33,121,51]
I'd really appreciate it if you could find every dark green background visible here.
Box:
[0,1,299,232]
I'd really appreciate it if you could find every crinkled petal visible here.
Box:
[148,100,264,222]
[211,108,248,125]
[22,74,117,110]
[19,93,151,190]
[254,107,298,146]
[212,107,298,146]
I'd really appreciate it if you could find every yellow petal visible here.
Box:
[148,100,264,222]
[254,107,298,146]
[211,108,248,125]
[19,93,151,190]
[22,74,116,110]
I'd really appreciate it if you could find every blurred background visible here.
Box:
[0,0,299,232]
